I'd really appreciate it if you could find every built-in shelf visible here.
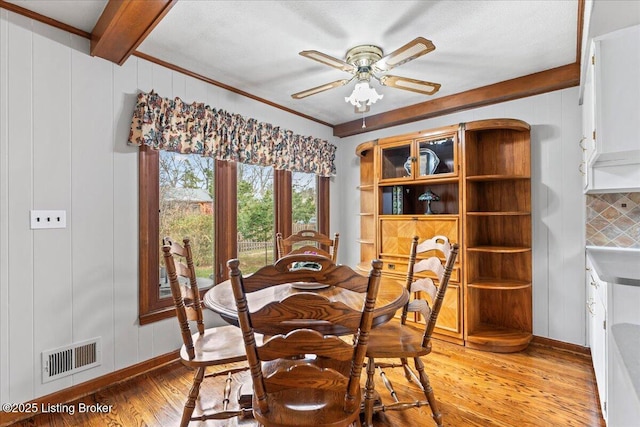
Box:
[466,175,530,181]
[467,246,532,253]
[378,214,459,219]
[466,211,531,216]
[380,176,460,186]
[467,278,531,290]
[465,323,532,352]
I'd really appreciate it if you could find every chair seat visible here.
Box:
[180,324,248,367]
[253,387,361,427]
[366,319,432,358]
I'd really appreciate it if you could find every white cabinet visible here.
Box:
[581,41,596,191]
[593,25,640,158]
[583,25,640,193]
[587,256,608,422]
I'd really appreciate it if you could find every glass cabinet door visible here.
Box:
[417,135,456,177]
[380,143,412,180]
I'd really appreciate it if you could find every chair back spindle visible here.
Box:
[276,230,340,262]
[400,236,420,324]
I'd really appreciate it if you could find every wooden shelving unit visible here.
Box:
[356,126,464,344]
[356,141,377,274]
[462,119,532,352]
[356,119,532,352]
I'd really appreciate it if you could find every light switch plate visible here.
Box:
[30,210,67,229]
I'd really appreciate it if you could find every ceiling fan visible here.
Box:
[291,37,441,112]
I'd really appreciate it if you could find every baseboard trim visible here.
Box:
[531,335,591,356]
[0,350,179,426]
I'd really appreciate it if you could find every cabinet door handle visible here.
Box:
[579,137,587,152]
[586,299,596,315]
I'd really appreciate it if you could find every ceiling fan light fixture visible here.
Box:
[355,103,370,114]
[345,81,383,108]
[292,37,439,111]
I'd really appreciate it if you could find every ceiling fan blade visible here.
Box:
[379,75,441,95]
[299,50,356,73]
[291,79,352,99]
[373,37,436,72]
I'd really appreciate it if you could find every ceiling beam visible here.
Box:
[333,63,580,138]
[91,0,177,65]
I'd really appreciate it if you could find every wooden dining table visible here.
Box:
[203,275,409,334]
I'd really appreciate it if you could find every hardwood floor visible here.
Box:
[9,339,604,427]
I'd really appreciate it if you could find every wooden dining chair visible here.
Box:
[276,229,340,262]
[162,237,251,427]
[228,253,382,427]
[362,235,459,427]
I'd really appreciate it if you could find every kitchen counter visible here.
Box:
[586,246,640,287]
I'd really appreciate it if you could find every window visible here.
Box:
[139,147,330,324]
[237,163,275,274]
[158,151,215,298]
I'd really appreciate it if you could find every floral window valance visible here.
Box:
[128,90,336,177]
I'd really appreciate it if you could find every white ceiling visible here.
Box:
[7,0,582,126]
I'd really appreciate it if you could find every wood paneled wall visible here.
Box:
[0,9,334,404]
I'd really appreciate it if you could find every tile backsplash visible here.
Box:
[586,192,640,248]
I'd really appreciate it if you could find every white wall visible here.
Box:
[0,11,335,403]
[333,88,586,346]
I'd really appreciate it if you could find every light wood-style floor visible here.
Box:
[10,339,604,427]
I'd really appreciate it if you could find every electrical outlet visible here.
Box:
[30,210,67,229]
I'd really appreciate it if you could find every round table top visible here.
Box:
[203,276,409,331]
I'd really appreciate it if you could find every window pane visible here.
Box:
[237,163,274,274]
[292,171,317,236]
[159,151,215,298]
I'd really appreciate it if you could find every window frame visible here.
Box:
[138,146,330,324]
